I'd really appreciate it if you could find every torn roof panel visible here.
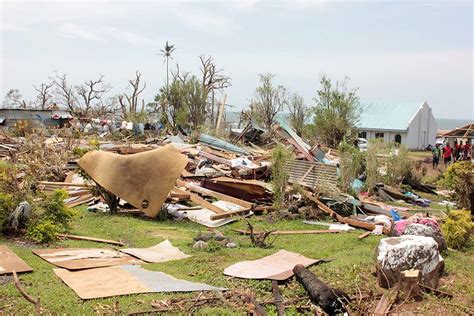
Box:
[274,116,311,151]
[199,133,249,155]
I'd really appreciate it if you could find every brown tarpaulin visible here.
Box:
[79,144,188,217]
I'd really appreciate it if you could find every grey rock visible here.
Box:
[376,235,444,289]
[404,223,447,251]
[192,240,209,250]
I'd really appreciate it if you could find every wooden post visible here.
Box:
[215,94,227,134]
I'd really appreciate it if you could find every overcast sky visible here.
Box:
[0,0,472,119]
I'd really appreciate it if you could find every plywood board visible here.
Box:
[224,250,319,281]
[0,245,33,275]
[120,240,190,263]
[33,248,143,270]
[78,144,188,217]
[54,265,225,299]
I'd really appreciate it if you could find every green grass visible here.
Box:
[0,208,473,314]
[408,151,432,158]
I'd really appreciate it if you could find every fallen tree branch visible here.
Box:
[272,280,285,316]
[13,271,41,315]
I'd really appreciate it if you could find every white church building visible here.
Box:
[357,101,437,150]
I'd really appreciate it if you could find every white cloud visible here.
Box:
[101,26,157,47]
[59,23,104,42]
[57,23,159,46]
[175,8,242,34]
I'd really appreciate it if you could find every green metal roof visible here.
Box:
[357,101,422,131]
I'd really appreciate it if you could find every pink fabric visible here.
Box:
[394,217,440,236]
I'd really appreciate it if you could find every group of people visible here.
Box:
[432,140,472,169]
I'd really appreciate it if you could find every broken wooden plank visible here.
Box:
[358,231,371,239]
[38,181,90,188]
[209,208,251,220]
[188,192,226,214]
[302,190,390,234]
[374,288,398,315]
[177,180,254,209]
[65,195,95,208]
[57,234,125,246]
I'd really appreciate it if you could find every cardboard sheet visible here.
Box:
[78,144,188,217]
[54,265,225,299]
[224,250,319,280]
[33,248,143,270]
[120,240,190,263]
[0,245,33,275]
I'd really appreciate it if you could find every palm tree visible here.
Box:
[159,41,176,93]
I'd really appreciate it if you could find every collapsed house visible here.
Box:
[0,108,73,129]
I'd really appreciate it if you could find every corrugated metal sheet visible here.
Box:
[285,160,338,190]
[199,133,249,155]
[357,101,422,131]
[275,116,311,150]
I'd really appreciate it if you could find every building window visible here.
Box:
[358,131,367,139]
[375,132,384,139]
[394,134,402,144]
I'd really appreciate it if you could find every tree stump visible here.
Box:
[399,269,422,301]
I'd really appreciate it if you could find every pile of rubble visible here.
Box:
[0,118,463,315]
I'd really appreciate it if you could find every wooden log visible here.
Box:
[57,233,125,246]
[272,281,285,316]
[293,264,350,315]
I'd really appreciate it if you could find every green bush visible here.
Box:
[26,219,60,243]
[26,189,75,243]
[338,140,363,194]
[72,146,91,157]
[438,161,473,210]
[442,210,473,250]
[271,144,293,210]
[41,189,75,229]
[0,193,15,227]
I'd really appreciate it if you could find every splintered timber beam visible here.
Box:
[302,190,390,234]
[233,229,341,235]
[210,209,251,220]
[188,192,227,215]
[57,233,125,246]
[176,179,254,209]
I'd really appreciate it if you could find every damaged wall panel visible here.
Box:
[285,160,338,191]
